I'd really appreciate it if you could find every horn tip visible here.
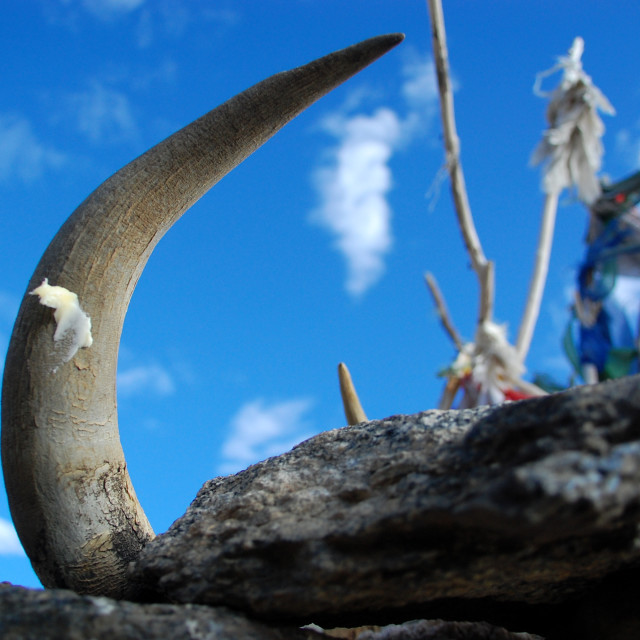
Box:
[367,32,405,50]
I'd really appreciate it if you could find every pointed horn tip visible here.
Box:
[366,32,405,51]
[337,362,352,380]
[340,33,404,61]
[380,32,405,44]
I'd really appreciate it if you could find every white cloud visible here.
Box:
[311,55,438,297]
[0,114,66,183]
[219,398,314,474]
[312,108,400,296]
[0,518,25,556]
[118,363,175,397]
[67,81,138,145]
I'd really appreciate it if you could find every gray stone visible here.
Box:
[306,620,543,639]
[6,377,640,638]
[0,585,543,640]
[130,375,640,635]
[0,583,308,640]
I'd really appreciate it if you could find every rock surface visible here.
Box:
[130,376,640,636]
[0,584,308,640]
[0,584,542,640]
[5,377,640,638]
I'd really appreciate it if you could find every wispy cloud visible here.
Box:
[401,55,440,136]
[0,114,66,183]
[134,1,190,46]
[137,3,240,49]
[402,56,439,108]
[0,518,25,556]
[311,55,438,297]
[118,363,175,398]
[48,2,239,49]
[47,0,145,29]
[219,398,315,474]
[66,81,138,145]
[129,58,178,90]
[79,0,146,19]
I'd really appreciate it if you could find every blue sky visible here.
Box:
[2,0,640,588]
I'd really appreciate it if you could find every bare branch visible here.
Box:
[424,271,463,350]
[426,0,493,322]
[478,260,495,325]
[437,376,460,410]
[515,191,559,362]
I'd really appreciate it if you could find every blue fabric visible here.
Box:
[571,214,640,379]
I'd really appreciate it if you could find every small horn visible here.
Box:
[1,34,404,599]
[338,362,368,425]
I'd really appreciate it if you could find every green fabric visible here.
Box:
[603,347,638,380]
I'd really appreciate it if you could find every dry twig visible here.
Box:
[424,272,463,351]
[426,0,494,323]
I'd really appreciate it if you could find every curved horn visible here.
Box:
[1,34,404,599]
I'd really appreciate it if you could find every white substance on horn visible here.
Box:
[30,278,93,362]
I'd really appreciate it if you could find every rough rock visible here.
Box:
[130,376,640,636]
[0,583,308,640]
[0,584,542,640]
[308,620,543,639]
